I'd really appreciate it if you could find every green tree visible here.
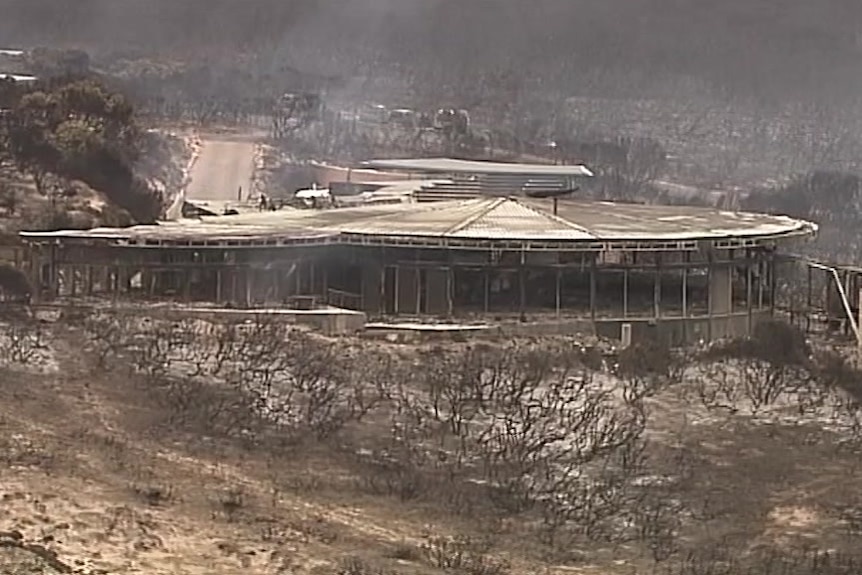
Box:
[4,90,63,194]
[2,78,160,222]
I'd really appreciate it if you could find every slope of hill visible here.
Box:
[3,316,862,574]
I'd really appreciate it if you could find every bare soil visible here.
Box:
[0,325,485,574]
[2,322,862,574]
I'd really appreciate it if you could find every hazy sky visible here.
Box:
[1,0,861,102]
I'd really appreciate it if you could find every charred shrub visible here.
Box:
[615,338,685,401]
[814,348,862,402]
[704,320,810,367]
[420,534,510,575]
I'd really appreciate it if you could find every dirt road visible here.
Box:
[186,138,256,201]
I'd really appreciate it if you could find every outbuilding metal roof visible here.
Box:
[20,197,816,250]
[0,73,37,82]
[361,158,594,177]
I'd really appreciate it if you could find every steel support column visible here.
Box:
[747,260,754,334]
[519,249,526,315]
[393,264,400,315]
[416,268,422,315]
[758,258,764,310]
[770,254,777,315]
[653,256,662,319]
[519,268,526,315]
[483,269,490,313]
[681,267,688,318]
[589,258,597,323]
[806,264,813,332]
[183,268,192,302]
[706,259,713,342]
[623,268,629,319]
[555,268,561,318]
[231,270,238,306]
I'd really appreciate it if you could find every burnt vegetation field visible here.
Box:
[3,314,862,573]
[4,1,862,574]
[0,72,191,235]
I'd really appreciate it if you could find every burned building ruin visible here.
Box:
[20,193,816,344]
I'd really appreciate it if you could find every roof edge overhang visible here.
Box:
[18,226,816,251]
[361,157,595,178]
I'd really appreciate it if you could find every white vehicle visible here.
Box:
[294,185,332,208]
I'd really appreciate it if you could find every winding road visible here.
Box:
[186,137,257,202]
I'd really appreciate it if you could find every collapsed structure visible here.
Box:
[20,192,816,344]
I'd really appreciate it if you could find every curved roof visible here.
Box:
[20,197,817,251]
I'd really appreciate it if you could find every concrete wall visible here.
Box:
[498,319,596,338]
[709,313,757,341]
[40,304,367,335]
[709,266,732,315]
[596,310,771,346]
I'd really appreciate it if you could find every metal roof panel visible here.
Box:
[20,197,817,247]
[362,158,594,177]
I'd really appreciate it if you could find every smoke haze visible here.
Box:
[2,0,861,103]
